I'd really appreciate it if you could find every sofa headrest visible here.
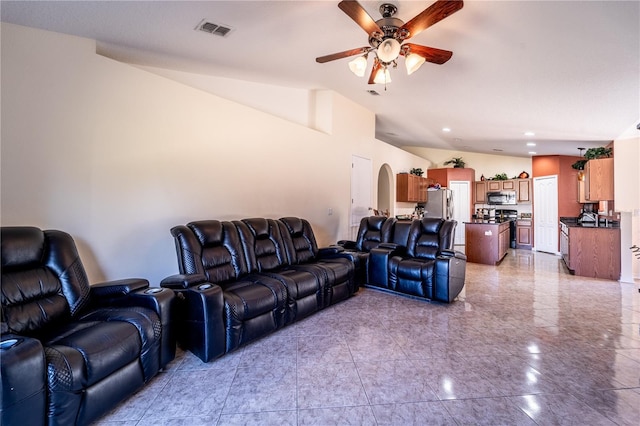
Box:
[188,220,225,247]
[1,226,45,270]
[241,218,271,239]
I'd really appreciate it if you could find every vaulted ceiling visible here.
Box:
[2,1,638,157]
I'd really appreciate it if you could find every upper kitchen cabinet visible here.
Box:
[584,158,614,201]
[487,180,515,191]
[396,173,428,202]
[517,179,532,203]
[427,167,475,189]
[474,181,487,204]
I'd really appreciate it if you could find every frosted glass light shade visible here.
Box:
[405,53,426,75]
[348,56,368,77]
[373,67,392,84]
[376,39,401,63]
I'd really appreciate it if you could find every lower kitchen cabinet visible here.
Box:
[465,221,511,265]
[516,219,532,249]
[561,223,620,281]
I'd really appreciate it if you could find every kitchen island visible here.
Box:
[560,218,620,280]
[465,220,512,265]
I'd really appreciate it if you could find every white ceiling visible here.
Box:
[2,0,639,158]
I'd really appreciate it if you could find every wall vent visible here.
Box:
[195,19,233,37]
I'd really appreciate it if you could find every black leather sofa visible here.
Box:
[0,227,176,426]
[161,217,356,362]
[367,217,466,303]
[335,216,397,286]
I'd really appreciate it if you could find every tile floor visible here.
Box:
[97,249,640,425]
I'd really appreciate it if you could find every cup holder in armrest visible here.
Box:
[0,338,20,350]
[144,287,164,294]
[198,283,213,291]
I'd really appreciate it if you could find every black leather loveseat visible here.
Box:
[0,227,176,426]
[367,217,466,303]
[161,217,356,362]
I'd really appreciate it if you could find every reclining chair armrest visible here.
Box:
[336,240,357,250]
[439,249,467,261]
[92,280,177,368]
[318,246,345,257]
[367,245,405,288]
[90,278,149,298]
[160,273,209,289]
[1,334,46,426]
[434,253,467,303]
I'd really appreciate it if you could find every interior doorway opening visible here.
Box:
[377,163,394,218]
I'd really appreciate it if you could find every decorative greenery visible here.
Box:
[443,157,466,168]
[571,159,587,170]
[584,147,612,160]
[493,173,509,180]
[572,147,611,170]
[410,168,423,176]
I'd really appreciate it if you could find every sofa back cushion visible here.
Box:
[173,220,248,284]
[439,220,457,250]
[1,227,91,335]
[235,218,289,273]
[278,217,318,264]
[406,218,445,260]
[355,216,397,252]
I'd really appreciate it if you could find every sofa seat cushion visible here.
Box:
[260,268,323,321]
[389,258,436,299]
[221,276,287,350]
[44,320,141,389]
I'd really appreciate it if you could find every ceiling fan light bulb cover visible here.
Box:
[373,67,392,84]
[376,38,401,63]
[348,56,368,77]
[405,53,426,75]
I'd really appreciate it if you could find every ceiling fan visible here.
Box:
[316,0,463,85]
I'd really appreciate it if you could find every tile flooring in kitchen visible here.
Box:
[97,249,640,425]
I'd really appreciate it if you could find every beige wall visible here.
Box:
[1,23,430,284]
[403,146,532,181]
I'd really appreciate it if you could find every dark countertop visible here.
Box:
[560,217,619,229]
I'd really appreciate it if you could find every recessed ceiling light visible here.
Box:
[528,151,537,155]
[442,127,451,132]
[524,131,535,137]
[526,142,536,147]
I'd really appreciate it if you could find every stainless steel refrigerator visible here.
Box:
[424,188,453,219]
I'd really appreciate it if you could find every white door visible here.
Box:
[533,175,559,254]
[351,155,372,228]
[449,181,471,246]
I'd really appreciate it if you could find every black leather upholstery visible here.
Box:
[367,218,467,303]
[334,216,396,285]
[1,227,176,426]
[162,217,356,362]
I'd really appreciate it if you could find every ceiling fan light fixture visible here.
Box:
[373,66,392,84]
[405,52,426,75]
[376,38,401,63]
[348,55,368,77]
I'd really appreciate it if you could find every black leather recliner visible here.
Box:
[367,218,466,303]
[1,227,176,426]
[334,216,396,285]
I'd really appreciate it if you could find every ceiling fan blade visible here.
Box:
[401,0,464,40]
[316,47,369,63]
[338,0,382,35]
[368,60,382,84]
[402,43,453,64]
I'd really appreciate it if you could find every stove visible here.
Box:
[495,209,518,248]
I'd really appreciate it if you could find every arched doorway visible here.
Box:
[377,163,394,217]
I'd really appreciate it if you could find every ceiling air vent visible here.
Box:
[367,90,380,96]
[195,19,233,37]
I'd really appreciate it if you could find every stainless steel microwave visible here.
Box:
[487,190,517,205]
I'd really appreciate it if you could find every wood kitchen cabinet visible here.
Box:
[517,179,532,203]
[584,158,614,201]
[516,219,532,249]
[561,222,620,280]
[465,221,511,265]
[396,173,428,202]
[474,181,487,203]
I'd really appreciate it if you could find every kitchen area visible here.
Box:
[465,176,534,265]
